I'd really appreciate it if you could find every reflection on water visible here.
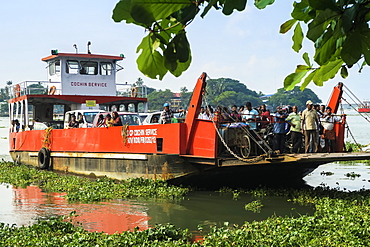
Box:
[0,184,149,234]
[0,184,313,233]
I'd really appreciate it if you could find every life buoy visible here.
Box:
[14,84,21,97]
[48,86,56,95]
[38,147,50,169]
[130,87,138,97]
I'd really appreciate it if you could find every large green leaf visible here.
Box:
[308,0,338,11]
[312,58,343,86]
[342,4,358,33]
[284,70,309,90]
[342,30,363,66]
[300,70,317,90]
[171,4,199,25]
[254,0,275,10]
[136,34,168,80]
[171,54,192,77]
[314,30,337,65]
[280,19,297,34]
[201,0,218,18]
[340,66,348,79]
[307,9,339,42]
[302,52,311,66]
[295,65,310,73]
[291,0,312,22]
[223,0,247,15]
[292,22,303,52]
[164,31,191,75]
[113,0,139,25]
[113,0,192,26]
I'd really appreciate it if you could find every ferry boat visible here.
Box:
[358,101,370,113]
[8,49,370,187]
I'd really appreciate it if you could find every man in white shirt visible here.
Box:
[242,102,259,130]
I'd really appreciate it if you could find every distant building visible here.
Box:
[171,93,182,108]
[259,94,273,103]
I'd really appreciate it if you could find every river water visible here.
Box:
[0,112,369,234]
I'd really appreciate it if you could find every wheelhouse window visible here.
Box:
[80,61,98,75]
[100,62,113,75]
[66,60,79,74]
[49,60,60,76]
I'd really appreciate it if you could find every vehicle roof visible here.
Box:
[66,110,105,113]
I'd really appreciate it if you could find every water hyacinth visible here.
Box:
[0,161,189,202]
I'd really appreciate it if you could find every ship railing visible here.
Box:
[8,81,50,98]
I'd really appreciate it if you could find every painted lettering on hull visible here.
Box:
[127,128,157,144]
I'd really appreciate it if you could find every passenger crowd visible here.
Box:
[67,111,123,128]
[197,100,345,154]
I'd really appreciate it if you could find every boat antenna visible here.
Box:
[87,41,91,54]
[73,44,78,54]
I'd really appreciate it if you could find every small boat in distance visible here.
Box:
[358,101,370,113]
[8,49,370,188]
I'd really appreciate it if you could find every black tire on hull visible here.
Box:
[38,148,50,169]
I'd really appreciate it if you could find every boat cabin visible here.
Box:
[8,50,148,131]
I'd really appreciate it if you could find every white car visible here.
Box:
[142,111,162,125]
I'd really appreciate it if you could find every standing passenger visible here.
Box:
[230,105,241,122]
[242,102,259,130]
[302,100,319,153]
[160,103,173,124]
[259,104,271,129]
[273,106,287,154]
[286,105,302,153]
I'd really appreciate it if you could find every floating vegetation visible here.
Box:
[2,187,370,246]
[244,200,263,213]
[320,171,334,176]
[0,162,189,202]
[0,213,192,247]
[345,172,361,179]
[345,141,366,152]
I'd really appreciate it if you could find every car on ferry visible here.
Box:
[142,111,186,125]
[142,111,162,125]
[92,112,142,127]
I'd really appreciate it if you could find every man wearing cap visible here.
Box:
[301,100,319,153]
[161,102,173,124]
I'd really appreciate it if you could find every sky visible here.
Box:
[0,1,369,104]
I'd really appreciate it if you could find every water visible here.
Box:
[0,113,370,233]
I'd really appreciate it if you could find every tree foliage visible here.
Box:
[268,86,321,110]
[205,78,262,107]
[147,89,174,111]
[281,0,370,90]
[113,0,370,90]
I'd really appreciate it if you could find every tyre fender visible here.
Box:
[38,148,50,169]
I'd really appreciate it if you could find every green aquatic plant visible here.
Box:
[244,200,263,213]
[345,141,366,152]
[0,162,189,202]
[345,172,361,179]
[320,171,334,176]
